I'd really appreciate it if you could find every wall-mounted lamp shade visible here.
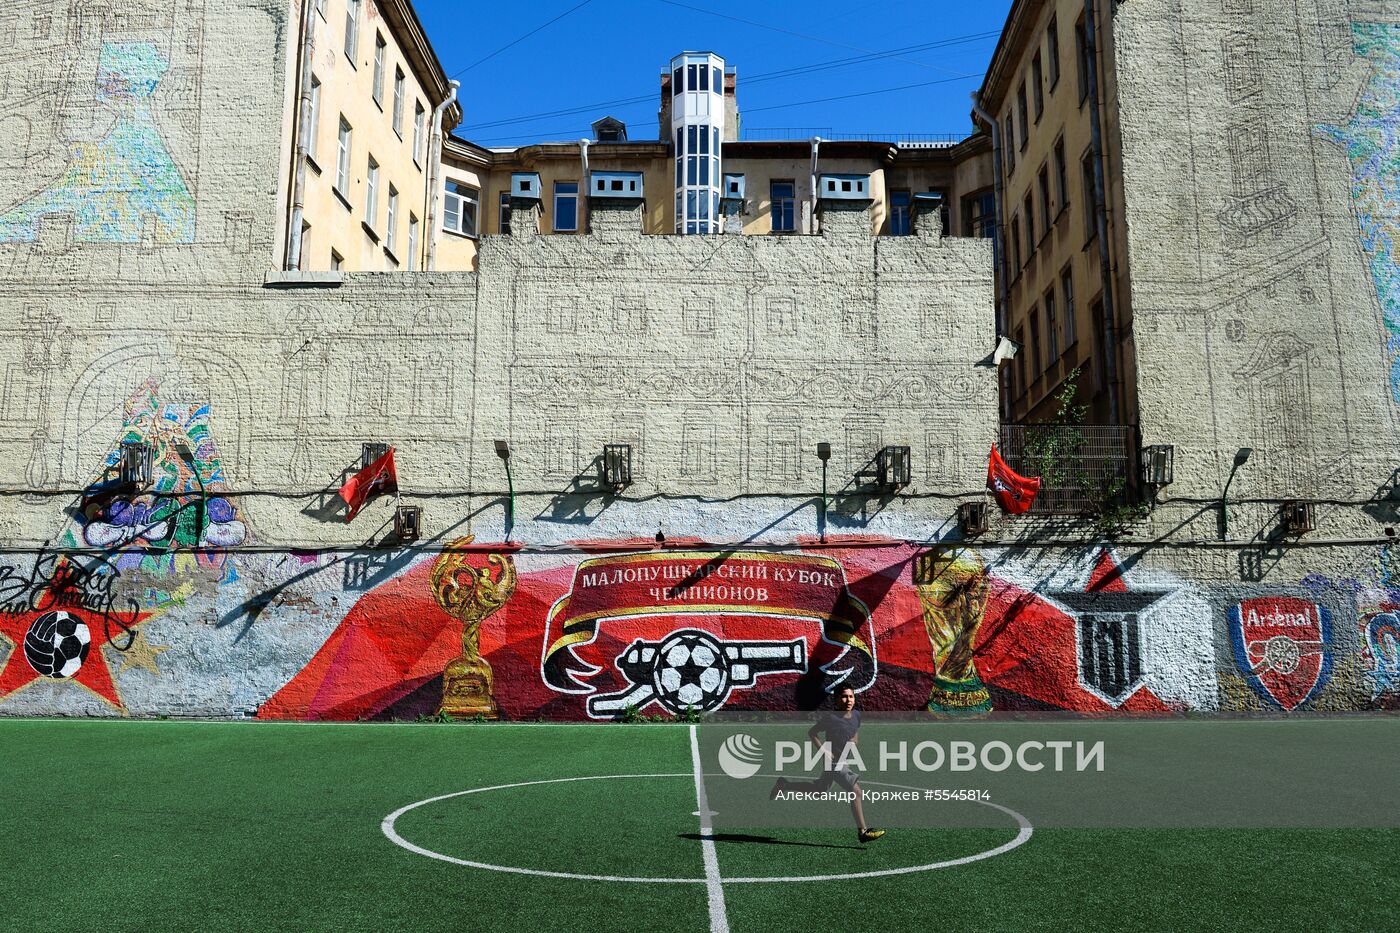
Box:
[602,444,633,490]
[494,440,511,460]
[877,446,911,490]
[1234,447,1253,467]
[957,501,988,536]
[1143,444,1174,486]
[394,505,422,541]
[1280,500,1315,536]
[362,442,389,469]
[119,441,152,487]
[816,442,831,462]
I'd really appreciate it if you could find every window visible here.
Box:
[372,34,385,105]
[306,76,321,162]
[1081,150,1097,239]
[392,68,405,136]
[365,156,379,226]
[1047,15,1061,88]
[963,189,995,238]
[499,191,511,235]
[1045,286,1059,362]
[672,66,683,94]
[444,181,479,236]
[1008,212,1021,271]
[316,0,327,17]
[335,117,351,196]
[1017,83,1029,150]
[413,102,425,166]
[1004,113,1016,175]
[1023,192,1034,257]
[1054,139,1068,215]
[1028,306,1042,381]
[299,221,311,271]
[331,249,344,271]
[890,190,911,236]
[1075,15,1090,104]
[553,181,578,232]
[343,0,360,61]
[770,181,796,233]
[1015,327,1027,397]
[407,214,419,270]
[1037,167,1051,240]
[1032,53,1044,121]
[1062,266,1077,346]
[386,184,398,253]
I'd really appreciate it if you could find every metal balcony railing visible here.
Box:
[998,424,1138,516]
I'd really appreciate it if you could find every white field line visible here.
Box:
[689,725,730,933]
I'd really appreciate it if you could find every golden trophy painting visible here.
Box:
[915,548,993,715]
[432,536,517,719]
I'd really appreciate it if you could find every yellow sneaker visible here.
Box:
[858,828,886,843]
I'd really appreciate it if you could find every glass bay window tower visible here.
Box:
[671,51,726,235]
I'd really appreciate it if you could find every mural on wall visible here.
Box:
[57,377,249,592]
[0,550,156,711]
[257,542,1205,721]
[1227,596,1333,711]
[1316,22,1400,403]
[1364,611,1400,697]
[0,40,196,244]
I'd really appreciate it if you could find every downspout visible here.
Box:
[285,0,316,270]
[579,138,590,232]
[1083,0,1122,424]
[970,93,1007,342]
[808,136,821,234]
[425,79,460,271]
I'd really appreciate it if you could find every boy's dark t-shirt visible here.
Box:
[817,709,861,759]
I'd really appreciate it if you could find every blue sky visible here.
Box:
[411,0,1013,146]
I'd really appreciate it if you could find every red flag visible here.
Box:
[339,447,398,522]
[987,445,1040,514]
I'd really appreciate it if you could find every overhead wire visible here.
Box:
[459,30,999,132]
[447,0,597,79]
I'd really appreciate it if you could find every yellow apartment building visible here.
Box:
[977,0,1138,426]
[276,0,461,273]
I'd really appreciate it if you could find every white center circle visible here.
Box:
[381,773,1033,883]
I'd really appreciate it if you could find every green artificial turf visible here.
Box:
[1,720,1396,933]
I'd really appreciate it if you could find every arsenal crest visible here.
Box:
[1228,597,1332,710]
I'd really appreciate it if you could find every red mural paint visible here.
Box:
[257,541,1172,721]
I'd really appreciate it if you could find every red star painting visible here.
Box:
[0,597,153,712]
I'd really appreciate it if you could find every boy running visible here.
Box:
[770,685,886,844]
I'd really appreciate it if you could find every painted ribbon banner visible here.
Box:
[1229,596,1332,710]
[541,551,876,717]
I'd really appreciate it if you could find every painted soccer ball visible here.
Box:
[652,629,730,713]
[23,611,91,679]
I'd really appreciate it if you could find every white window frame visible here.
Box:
[365,155,379,227]
[335,116,351,196]
[306,75,321,162]
[443,180,479,237]
[392,67,405,136]
[372,33,385,106]
[553,181,578,233]
[386,184,398,253]
[343,0,360,62]
[413,102,425,167]
[407,214,419,270]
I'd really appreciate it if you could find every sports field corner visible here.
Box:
[4,718,1398,933]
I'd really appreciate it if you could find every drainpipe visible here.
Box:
[969,92,1008,342]
[808,136,821,234]
[284,0,316,270]
[1083,0,1122,424]
[425,79,460,271]
[579,138,590,232]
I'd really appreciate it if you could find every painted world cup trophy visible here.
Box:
[915,549,993,715]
